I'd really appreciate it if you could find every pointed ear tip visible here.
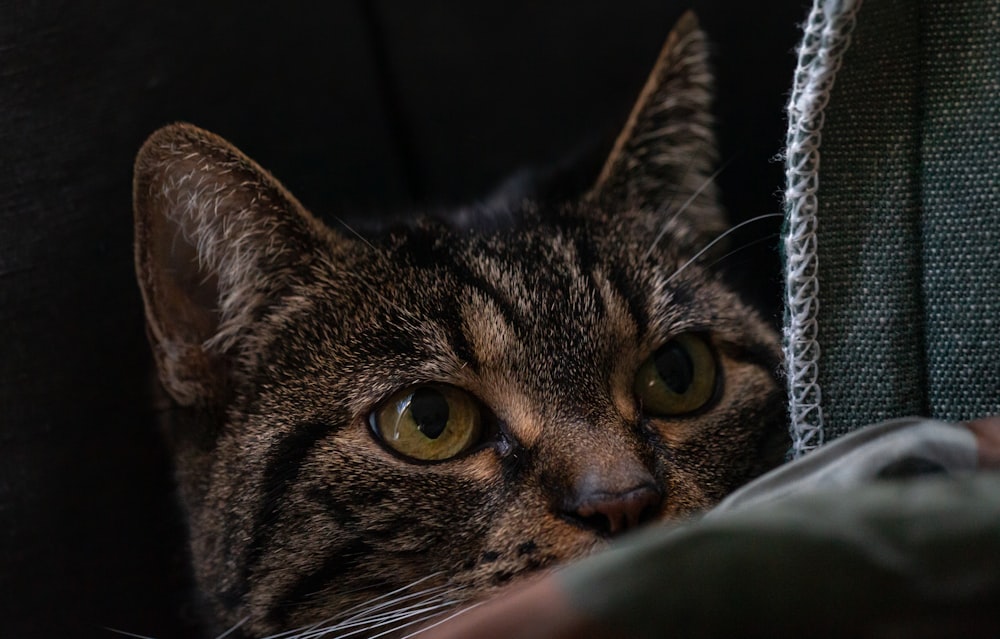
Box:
[670,10,709,53]
[675,9,701,32]
[133,123,203,227]
[654,10,710,81]
[135,122,214,168]
[132,123,236,209]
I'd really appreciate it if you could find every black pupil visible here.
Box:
[410,388,450,439]
[654,341,694,394]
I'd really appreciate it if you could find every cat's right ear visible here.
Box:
[133,123,330,406]
[586,12,726,249]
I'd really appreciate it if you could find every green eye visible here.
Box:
[634,334,717,416]
[371,385,484,461]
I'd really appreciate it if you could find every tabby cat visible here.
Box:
[133,12,785,638]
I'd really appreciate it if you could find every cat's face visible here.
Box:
[134,13,785,638]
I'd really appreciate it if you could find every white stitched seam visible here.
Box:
[783,0,863,458]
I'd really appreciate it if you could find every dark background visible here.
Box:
[0,2,806,637]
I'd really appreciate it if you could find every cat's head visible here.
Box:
[133,13,785,637]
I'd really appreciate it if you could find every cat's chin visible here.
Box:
[279,529,601,635]
[265,565,565,639]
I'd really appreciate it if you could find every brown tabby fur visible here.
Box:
[134,13,786,638]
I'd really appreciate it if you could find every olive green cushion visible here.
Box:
[560,472,1000,638]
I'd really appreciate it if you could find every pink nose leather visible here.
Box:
[572,485,662,536]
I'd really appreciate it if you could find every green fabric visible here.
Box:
[920,3,1000,421]
[789,0,1000,440]
[813,0,925,436]
[559,474,1000,638]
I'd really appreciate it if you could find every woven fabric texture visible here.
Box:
[784,0,1000,446]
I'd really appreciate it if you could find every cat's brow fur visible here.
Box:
[133,13,786,637]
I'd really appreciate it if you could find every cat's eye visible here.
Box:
[634,334,717,416]
[370,385,484,462]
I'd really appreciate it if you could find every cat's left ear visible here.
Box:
[587,11,726,247]
[133,123,333,406]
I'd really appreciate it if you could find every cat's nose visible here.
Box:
[571,485,662,536]
[561,465,662,536]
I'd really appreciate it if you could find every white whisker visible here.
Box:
[643,156,737,261]
[398,601,486,639]
[701,232,781,272]
[664,213,785,285]
[332,215,377,252]
[651,159,696,217]
[350,588,466,626]
[364,607,460,639]
[304,592,456,635]
[263,613,343,639]
[216,616,250,639]
[271,575,467,639]
[301,600,459,639]
[333,586,452,627]
[262,574,447,639]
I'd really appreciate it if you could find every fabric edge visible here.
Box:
[782,0,864,458]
